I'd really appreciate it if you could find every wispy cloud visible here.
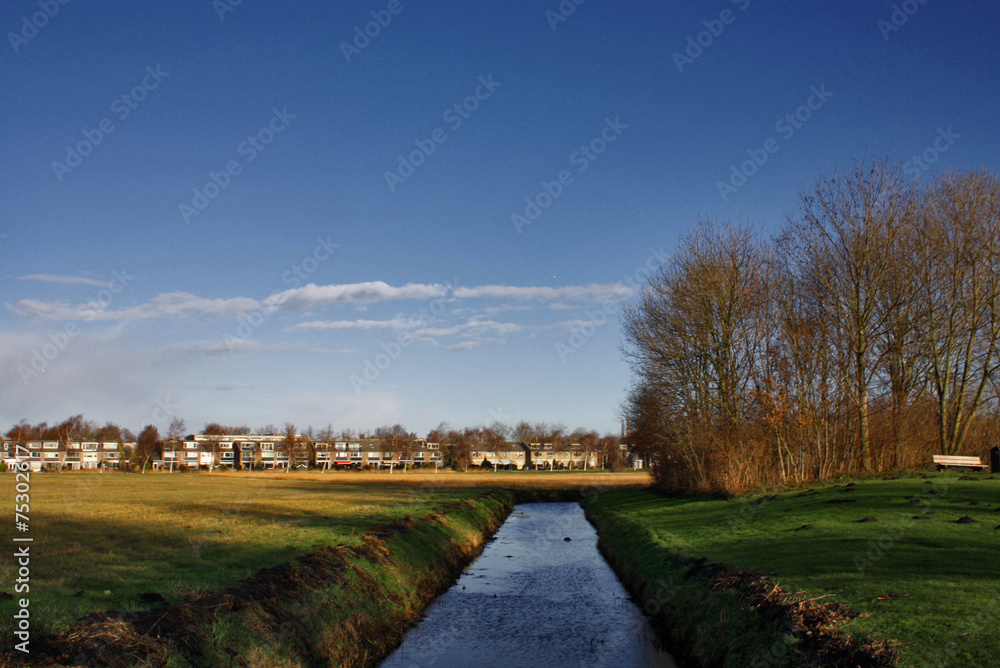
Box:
[170,339,303,356]
[408,318,521,342]
[267,281,448,311]
[183,383,260,391]
[8,281,630,323]
[9,293,259,321]
[16,273,114,288]
[286,316,414,332]
[454,283,632,302]
[449,337,507,351]
[555,319,597,330]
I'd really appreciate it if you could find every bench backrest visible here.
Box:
[931,455,982,464]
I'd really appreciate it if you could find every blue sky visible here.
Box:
[2,1,998,437]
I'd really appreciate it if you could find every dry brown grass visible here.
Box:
[208,469,654,489]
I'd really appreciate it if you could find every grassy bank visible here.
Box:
[184,492,513,666]
[583,471,1000,666]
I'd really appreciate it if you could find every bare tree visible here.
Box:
[374,424,416,465]
[167,417,187,441]
[915,169,1000,454]
[281,422,297,471]
[450,428,473,470]
[623,219,773,491]
[317,423,335,441]
[135,425,160,473]
[790,157,912,471]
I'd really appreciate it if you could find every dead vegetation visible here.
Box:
[703,564,899,667]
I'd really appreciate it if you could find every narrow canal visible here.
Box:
[380,502,676,667]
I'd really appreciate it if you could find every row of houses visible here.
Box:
[2,434,643,471]
[166,435,631,470]
[1,440,130,470]
[167,435,444,471]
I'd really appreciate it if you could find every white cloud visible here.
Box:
[8,292,259,322]
[449,337,507,351]
[7,281,630,326]
[267,282,448,311]
[17,273,114,288]
[408,318,521,342]
[454,283,632,302]
[556,319,596,330]
[183,383,260,391]
[286,316,414,332]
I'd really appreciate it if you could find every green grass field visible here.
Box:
[586,471,1000,667]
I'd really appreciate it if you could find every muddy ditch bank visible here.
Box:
[582,496,899,668]
[3,492,514,668]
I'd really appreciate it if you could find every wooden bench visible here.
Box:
[932,455,985,471]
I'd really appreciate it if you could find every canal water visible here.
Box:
[380,502,676,668]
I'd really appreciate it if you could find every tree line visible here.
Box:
[622,158,1000,494]
[4,416,628,471]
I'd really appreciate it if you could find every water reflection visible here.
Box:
[380,502,675,668]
